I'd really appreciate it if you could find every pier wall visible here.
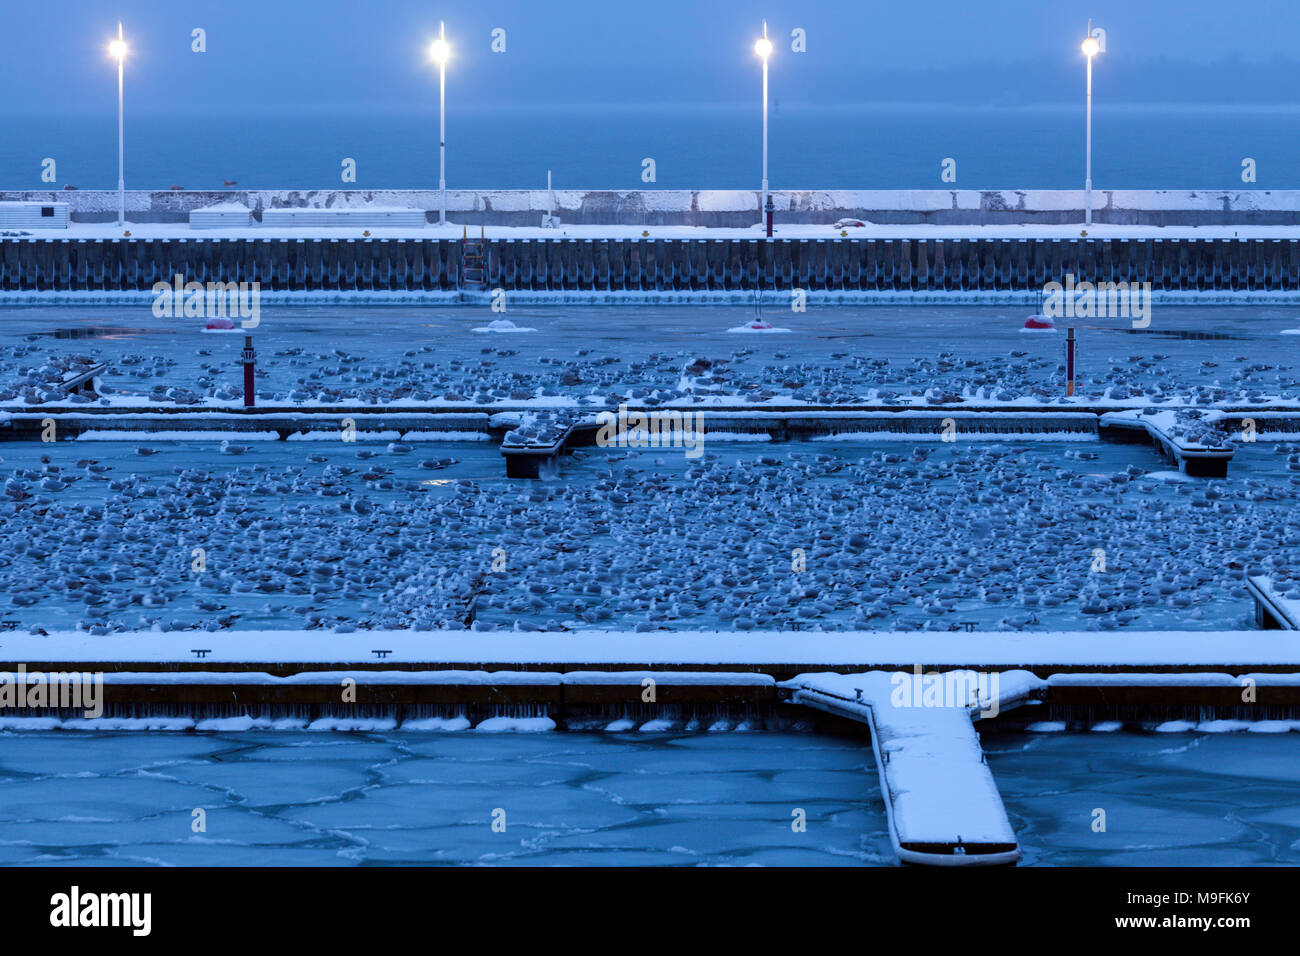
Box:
[2,189,1299,227]
[2,236,1298,293]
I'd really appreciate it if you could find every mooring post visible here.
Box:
[1066,326,1076,397]
[241,334,255,408]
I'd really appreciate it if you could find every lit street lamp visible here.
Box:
[109,23,127,227]
[1081,23,1104,228]
[754,23,773,235]
[429,24,451,224]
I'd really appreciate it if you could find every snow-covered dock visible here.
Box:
[9,629,1300,675]
[1247,576,1300,630]
[1100,408,1235,477]
[1,400,1259,464]
[780,670,1041,865]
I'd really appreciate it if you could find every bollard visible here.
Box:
[1066,326,1076,397]
[765,194,774,238]
[242,335,256,408]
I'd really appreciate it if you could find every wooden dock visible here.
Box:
[779,671,1039,866]
[1247,576,1300,630]
[4,399,1290,479]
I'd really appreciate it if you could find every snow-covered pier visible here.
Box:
[780,670,1037,865]
[10,629,1300,676]
[3,400,1268,477]
[501,417,580,478]
[1247,577,1300,630]
[1099,409,1235,477]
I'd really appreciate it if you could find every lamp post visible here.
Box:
[1081,25,1102,228]
[754,23,773,235]
[109,23,127,227]
[430,24,451,225]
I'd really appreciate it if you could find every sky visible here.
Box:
[1,0,1298,115]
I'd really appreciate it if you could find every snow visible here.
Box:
[75,430,281,441]
[472,320,537,333]
[726,324,792,334]
[9,630,1300,667]
[1248,576,1300,629]
[560,671,774,686]
[473,716,555,732]
[812,429,1096,442]
[16,219,1300,244]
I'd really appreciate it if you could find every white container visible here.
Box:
[189,202,253,229]
[260,207,426,227]
[0,201,70,229]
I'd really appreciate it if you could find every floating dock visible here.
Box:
[4,399,1288,479]
[1099,409,1235,477]
[1247,576,1300,630]
[780,670,1041,865]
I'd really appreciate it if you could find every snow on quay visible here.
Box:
[7,630,1300,669]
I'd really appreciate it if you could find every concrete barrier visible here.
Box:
[2,188,1299,227]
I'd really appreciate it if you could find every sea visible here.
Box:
[1,104,1296,192]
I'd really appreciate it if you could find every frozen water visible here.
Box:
[0,728,1295,865]
[985,729,1300,866]
[0,730,893,866]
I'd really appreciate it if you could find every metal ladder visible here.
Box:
[459,225,488,289]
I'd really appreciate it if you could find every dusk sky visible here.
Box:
[2,0,1298,114]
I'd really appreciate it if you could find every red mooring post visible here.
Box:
[1066,326,1076,397]
[765,194,774,238]
[242,334,256,408]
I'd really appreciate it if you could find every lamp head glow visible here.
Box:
[1081,36,1100,57]
[430,37,450,64]
[109,38,127,59]
[754,36,773,59]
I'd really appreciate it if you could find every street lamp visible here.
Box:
[1081,23,1103,228]
[754,23,773,235]
[429,24,451,225]
[109,23,127,227]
